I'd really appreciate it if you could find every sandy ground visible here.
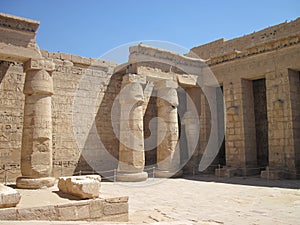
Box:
[1,175,300,225]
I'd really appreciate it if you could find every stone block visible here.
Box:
[103,202,128,216]
[89,199,104,219]
[0,184,21,208]
[261,169,286,179]
[105,196,128,203]
[100,213,129,222]
[56,204,77,221]
[58,175,101,199]
[17,205,57,220]
[71,55,91,66]
[215,167,242,177]
[0,208,17,220]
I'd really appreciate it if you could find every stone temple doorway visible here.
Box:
[253,78,269,170]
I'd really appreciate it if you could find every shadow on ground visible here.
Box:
[183,174,300,189]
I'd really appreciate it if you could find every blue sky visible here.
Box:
[1,0,299,60]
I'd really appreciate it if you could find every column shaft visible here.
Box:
[117,74,148,181]
[155,80,182,178]
[16,59,55,189]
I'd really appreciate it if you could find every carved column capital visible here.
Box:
[155,79,179,108]
[23,58,55,73]
[23,58,54,96]
[119,74,146,105]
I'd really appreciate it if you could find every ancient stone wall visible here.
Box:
[0,13,299,182]
[196,18,300,178]
[0,51,119,182]
[191,18,300,60]
[0,61,24,182]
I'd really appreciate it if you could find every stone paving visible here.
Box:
[1,175,300,224]
[100,176,300,224]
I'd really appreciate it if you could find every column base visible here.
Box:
[154,169,183,178]
[261,169,286,180]
[116,171,148,182]
[215,166,260,177]
[215,167,241,177]
[16,177,56,189]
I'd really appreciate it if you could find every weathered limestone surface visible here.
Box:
[188,18,300,179]
[16,58,56,189]
[190,18,300,60]
[261,69,300,179]
[155,80,181,178]
[0,12,300,182]
[0,184,21,208]
[0,13,41,62]
[117,74,148,181]
[0,197,128,221]
[58,175,101,199]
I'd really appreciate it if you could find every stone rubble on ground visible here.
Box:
[0,184,21,208]
[58,175,101,199]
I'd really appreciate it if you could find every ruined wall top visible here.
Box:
[0,13,39,33]
[190,17,300,61]
[128,44,208,78]
[41,50,117,68]
[0,13,41,62]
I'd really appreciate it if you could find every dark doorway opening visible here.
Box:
[253,78,268,169]
[216,86,226,166]
[144,95,158,167]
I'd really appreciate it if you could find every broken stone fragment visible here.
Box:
[0,184,21,208]
[58,175,101,199]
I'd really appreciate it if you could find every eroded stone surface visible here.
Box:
[155,80,181,177]
[117,74,148,182]
[0,184,21,208]
[16,177,55,189]
[58,175,101,199]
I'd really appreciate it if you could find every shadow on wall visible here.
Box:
[0,61,10,83]
[74,72,122,178]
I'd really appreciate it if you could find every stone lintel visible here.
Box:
[129,44,207,76]
[24,58,55,72]
[122,73,146,85]
[136,66,177,82]
[0,13,40,33]
[155,79,178,90]
[129,44,206,68]
[177,74,197,87]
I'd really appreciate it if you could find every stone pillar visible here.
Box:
[216,79,259,177]
[155,80,182,178]
[182,87,201,174]
[16,59,56,189]
[117,74,148,182]
[261,69,300,179]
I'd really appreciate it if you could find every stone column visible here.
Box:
[117,74,148,182]
[217,79,259,177]
[261,69,300,179]
[16,58,56,189]
[181,87,201,174]
[155,80,182,178]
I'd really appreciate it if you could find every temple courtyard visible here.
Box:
[0,176,300,225]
